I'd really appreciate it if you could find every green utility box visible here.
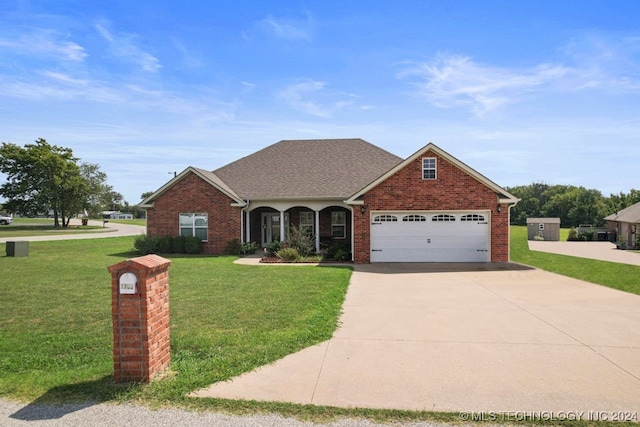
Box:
[6,241,29,257]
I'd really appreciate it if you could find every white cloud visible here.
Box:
[95,21,162,73]
[398,55,570,116]
[0,32,87,62]
[562,34,640,91]
[257,13,313,40]
[278,79,354,118]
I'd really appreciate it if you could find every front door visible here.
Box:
[262,212,289,246]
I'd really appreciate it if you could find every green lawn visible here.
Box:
[0,218,113,238]
[0,237,351,405]
[511,226,640,295]
[108,218,146,227]
[1,230,638,426]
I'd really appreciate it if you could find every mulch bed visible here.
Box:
[259,256,352,264]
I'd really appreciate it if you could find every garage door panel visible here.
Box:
[370,212,489,263]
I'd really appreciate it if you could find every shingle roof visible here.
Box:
[213,139,402,199]
[526,218,561,224]
[604,201,640,223]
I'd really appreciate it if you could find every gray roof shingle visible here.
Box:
[213,139,402,200]
[604,201,640,223]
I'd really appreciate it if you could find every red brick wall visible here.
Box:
[146,173,241,254]
[353,151,510,263]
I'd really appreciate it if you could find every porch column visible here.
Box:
[245,210,251,243]
[280,210,285,242]
[315,210,320,253]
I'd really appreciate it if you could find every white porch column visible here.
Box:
[280,210,285,242]
[315,210,320,253]
[245,210,251,243]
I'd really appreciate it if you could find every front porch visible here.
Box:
[242,203,353,256]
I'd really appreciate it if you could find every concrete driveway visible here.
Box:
[194,263,640,416]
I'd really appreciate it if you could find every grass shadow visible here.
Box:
[107,251,140,258]
[354,262,534,274]
[9,376,142,421]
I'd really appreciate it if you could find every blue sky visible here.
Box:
[1,1,639,204]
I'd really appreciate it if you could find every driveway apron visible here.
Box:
[193,263,640,415]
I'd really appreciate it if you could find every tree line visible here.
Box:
[2,140,637,229]
[0,138,135,227]
[507,183,640,227]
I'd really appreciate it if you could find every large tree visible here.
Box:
[0,138,88,227]
[80,162,124,216]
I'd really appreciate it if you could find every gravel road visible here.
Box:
[0,398,449,427]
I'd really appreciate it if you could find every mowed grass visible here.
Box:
[108,218,146,227]
[0,218,112,238]
[3,229,640,426]
[511,226,640,296]
[0,237,351,403]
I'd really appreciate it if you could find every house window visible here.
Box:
[422,157,437,180]
[300,211,314,235]
[432,214,455,222]
[180,213,208,241]
[331,211,346,238]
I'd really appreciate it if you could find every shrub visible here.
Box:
[158,235,173,253]
[223,239,242,255]
[172,235,186,253]
[284,225,315,257]
[240,241,259,255]
[579,229,594,241]
[184,236,202,254]
[277,247,300,262]
[265,240,281,256]
[567,227,579,241]
[326,241,352,261]
[133,235,160,255]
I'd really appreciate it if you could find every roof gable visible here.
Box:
[213,139,402,200]
[346,143,518,204]
[139,167,244,207]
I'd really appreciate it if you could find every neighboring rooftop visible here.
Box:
[604,201,640,223]
[526,218,561,224]
[213,138,402,199]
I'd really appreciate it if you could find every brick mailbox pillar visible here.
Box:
[107,254,172,383]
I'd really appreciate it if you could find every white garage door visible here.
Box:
[370,212,489,262]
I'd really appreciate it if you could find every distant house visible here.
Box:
[141,139,519,263]
[604,202,640,249]
[102,211,134,220]
[526,218,560,241]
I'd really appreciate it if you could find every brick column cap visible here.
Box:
[107,254,172,275]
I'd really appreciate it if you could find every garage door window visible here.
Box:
[432,214,455,222]
[461,214,485,222]
[373,214,398,222]
[403,214,427,222]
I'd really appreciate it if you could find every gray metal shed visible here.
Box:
[526,218,561,241]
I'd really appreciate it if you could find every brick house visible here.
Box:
[141,139,518,263]
[604,201,640,249]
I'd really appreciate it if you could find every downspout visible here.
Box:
[350,206,355,263]
[506,198,519,262]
